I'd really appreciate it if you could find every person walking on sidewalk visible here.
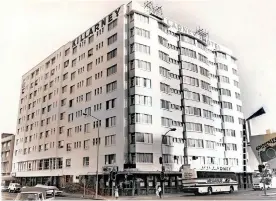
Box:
[114,186,119,200]
[157,185,162,199]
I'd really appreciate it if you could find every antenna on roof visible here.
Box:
[144,1,163,20]
[194,27,209,43]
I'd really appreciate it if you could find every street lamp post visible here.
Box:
[243,107,265,189]
[83,113,100,199]
[160,128,176,195]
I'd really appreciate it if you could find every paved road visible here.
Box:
[2,189,276,200]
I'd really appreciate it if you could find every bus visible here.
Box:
[182,178,238,195]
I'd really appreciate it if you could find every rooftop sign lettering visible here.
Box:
[72,6,122,47]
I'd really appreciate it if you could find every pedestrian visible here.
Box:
[114,186,119,200]
[158,185,162,199]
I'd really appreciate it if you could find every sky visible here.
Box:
[0,0,275,135]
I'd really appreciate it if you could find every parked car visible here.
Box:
[1,185,9,192]
[35,184,63,196]
[8,183,21,193]
[15,187,54,201]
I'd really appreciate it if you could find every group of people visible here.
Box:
[113,185,163,199]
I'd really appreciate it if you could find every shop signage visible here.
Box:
[200,166,231,171]
[72,6,122,47]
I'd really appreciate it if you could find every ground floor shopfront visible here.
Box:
[15,170,253,196]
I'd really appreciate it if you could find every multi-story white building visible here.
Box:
[13,1,245,191]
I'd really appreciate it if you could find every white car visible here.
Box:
[35,184,63,196]
[15,187,54,201]
[8,183,21,193]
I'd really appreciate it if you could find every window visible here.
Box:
[203,110,212,119]
[106,98,116,110]
[160,83,170,94]
[84,123,90,133]
[84,140,90,150]
[106,81,117,93]
[107,48,117,60]
[159,51,169,62]
[237,105,242,112]
[70,85,75,94]
[63,73,68,81]
[186,122,203,132]
[136,153,153,163]
[188,139,204,148]
[219,88,231,96]
[105,116,116,127]
[181,48,196,58]
[158,22,168,32]
[131,27,150,38]
[160,99,170,110]
[224,129,236,137]
[130,132,153,144]
[105,134,116,146]
[83,157,89,166]
[223,115,234,123]
[58,140,64,148]
[67,128,72,137]
[105,154,116,164]
[217,52,226,59]
[134,13,149,23]
[130,113,152,124]
[66,159,71,167]
[161,117,171,127]
[200,67,209,77]
[234,80,239,87]
[69,99,73,107]
[130,76,151,88]
[239,118,244,124]
[219,76,230,83]
[108,19,117,31]
[86,76,92,86]
[181,35,195,44]
[73,46,77,54]
[184,90,200,101]
[130,94,152,106]
[232,68,238,75]
[158,36,168,47]
[88,35,94,44]
[201,81,210,91]
[130,59,151,71]
[182,62,198,72]
[64,60,69,68]
[65,48,70,56]
[221,101,233,109]
[225,143,237,151]
[183,76,199,86]
[159,66,170,78]
[235,92,241,99]
[62,85,67,93]
[130,43,150,54]
[69,72,76,81]
[107,33,117,45]
[185,106,201,116]
[87,62,93,72]
[206,140,216,149]
[66,143,72,151]
[71,59,77,67]
[217,63,228,71]
[204,125,214,134]
[107,64,117,76]
[88,48,93,57]
[198,53,208,63]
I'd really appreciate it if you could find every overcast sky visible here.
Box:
[1,0,275,135]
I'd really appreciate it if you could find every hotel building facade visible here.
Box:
[13,1,246,191]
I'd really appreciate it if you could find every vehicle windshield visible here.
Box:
[15,193,39,201]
